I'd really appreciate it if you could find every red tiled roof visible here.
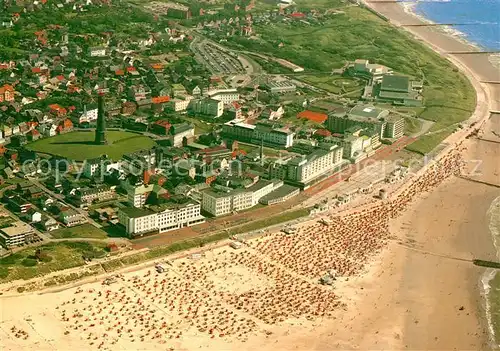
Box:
[48,104,66,112]
[290,12,306,18]
[314,129,332,137]
[115,70,125,76]
[0,84,14,93]
[297,110,328,124]
[154,120,171,128]
[152,96,170,104]
[126,66,136,72]
[31,67,42,73]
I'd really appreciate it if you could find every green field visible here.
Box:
[0,241,108,282]
[405,128,455,155]
[26,131,156,161]
[49,223,109,240]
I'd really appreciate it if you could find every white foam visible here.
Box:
[481,196,500,349]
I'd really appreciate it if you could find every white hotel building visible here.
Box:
[201,180,282,217]
[118,202,205,238]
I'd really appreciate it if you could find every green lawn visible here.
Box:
[405,128,455,155]
[0,241,108,282]
[49,223,109,240]
[404,117,424,135]
[26,131,156,161]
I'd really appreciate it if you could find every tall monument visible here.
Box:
[94,93,107,145]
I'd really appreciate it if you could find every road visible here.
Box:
[27,177,102,228]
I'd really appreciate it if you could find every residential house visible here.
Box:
[0,84,15,103]
[60,209,87,227]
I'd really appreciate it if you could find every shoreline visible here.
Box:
[362,0,500,349]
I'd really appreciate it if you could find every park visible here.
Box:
[26,130,156,161]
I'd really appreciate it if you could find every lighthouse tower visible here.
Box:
[94,93,107,145]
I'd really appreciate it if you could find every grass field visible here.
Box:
[49,223,109,240]
[405,127,455,155]
[0,241,108,282]
[26,131,156,161]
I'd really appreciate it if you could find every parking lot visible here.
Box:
[192,40,246,75]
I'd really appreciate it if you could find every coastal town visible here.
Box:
[0,0,499,350]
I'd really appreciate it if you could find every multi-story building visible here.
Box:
[75,185,116,207]
[118,207,158,237]
[169,123,195,147]
[79,106,98,124]
[201,180,281,216]
[270,143,344,186]
[206,89,239,104]
[189,98,224,118]
[0,84,15,102]
[59,209,87,227]
[0,221,35,248]
[126,183,154,208]
[82,156,105,178]
[383,115,405,139]
[168,96,193,112]
[222,121,294,149]
[118,201,205,237]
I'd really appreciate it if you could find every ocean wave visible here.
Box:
[482,196,500,349]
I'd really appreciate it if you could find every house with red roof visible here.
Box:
[297,110,328,124]
[48,104,67,117]
[151,120,172,135]
[27,129,41,141]
[314,129,332,138]
[56,119,73,134]
[0,84,15,103]
[152,96,170,105]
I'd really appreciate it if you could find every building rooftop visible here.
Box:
[380,75,410,93]
[349,105,387,120]
[120,207,156,218]
[0,221,33,237]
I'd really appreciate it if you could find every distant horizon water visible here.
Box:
[401,0,500,51]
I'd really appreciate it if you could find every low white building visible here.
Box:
[168,96,193,112]
[201,180,281,217]
[79,107,98,124]
[206,89,239,104]
[118,202,205,237]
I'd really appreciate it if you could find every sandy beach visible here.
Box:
[1,2,499,351]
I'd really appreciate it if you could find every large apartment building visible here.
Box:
[327,105,404,141]
[189,98,224,118]
[270,143,344,186]
[201,179,281,217]
[118,201,205,237]
[222,121,294,149]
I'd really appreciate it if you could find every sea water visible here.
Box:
[483,196,500,348]
[410,0,500,51]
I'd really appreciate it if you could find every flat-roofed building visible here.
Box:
[201,180,281,216]
[189,98,224,118]
[270,143,343,185]
[383,115,405,139]
[222,121,294,149]
[206,89,239,104]
[118,201,205,237]
[118,207,158,237]
[265,79,296,94]
[0,221,35,248]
